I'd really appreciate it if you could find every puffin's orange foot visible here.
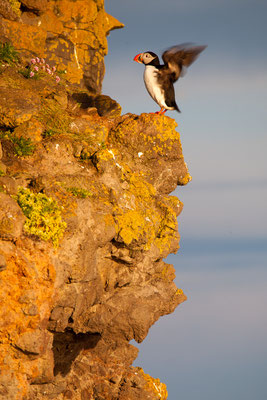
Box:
[155,108,167,115]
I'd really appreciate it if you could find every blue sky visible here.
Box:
[103,1,267,399]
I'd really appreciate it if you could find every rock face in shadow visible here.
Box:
[0,0,123,92]
[0,2,190,399]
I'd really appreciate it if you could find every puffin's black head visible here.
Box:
[134,51,160,66]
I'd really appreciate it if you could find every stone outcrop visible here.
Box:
[0,0,123,92]
[0,2,191,399]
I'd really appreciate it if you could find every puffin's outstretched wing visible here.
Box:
[161,43,207,82]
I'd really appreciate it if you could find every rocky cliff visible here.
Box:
[0,2,190,399]
[0,0,123,92]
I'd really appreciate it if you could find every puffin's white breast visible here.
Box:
[143,66,172,109]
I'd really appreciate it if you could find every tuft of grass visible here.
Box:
[0,42,19,65]
[16,187,67,247]
[13,136,35,156]
[38,99,71,137]
[66,187,92,198]
[0,131,35,157]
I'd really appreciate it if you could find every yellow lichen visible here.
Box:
[16,187,67,247]
[109,113,182,159]
[8,0,21,17]
[91,141,180,253]
[114,171,157,246]
[113,171,177,253]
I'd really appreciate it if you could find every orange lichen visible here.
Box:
[1,1,123,88]
[0,239,55,398]
[179,171,192,185]
[138,368,168,400]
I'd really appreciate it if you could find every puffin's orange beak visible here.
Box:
[134,53,143,64]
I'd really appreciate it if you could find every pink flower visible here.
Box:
[46,68,52,74]
[29,71,35,77]
[46,64,50,69]
[36,57,40,63]
[52,66,56,72]
[55,76,60,83]
[33,66,39,71]
[31,59,36,64]
[40,58,45,64]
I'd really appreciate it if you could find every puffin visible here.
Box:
[134,43,207,114]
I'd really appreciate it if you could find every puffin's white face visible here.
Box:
[134,51,158,65]
[142,52,157,64]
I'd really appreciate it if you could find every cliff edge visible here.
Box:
[0,2,190,399]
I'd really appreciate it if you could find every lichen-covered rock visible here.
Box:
[70,91,122,117]
[93,94,122,117]
[0,62,188,397]
[0,10,189,399]
[20,0,49,13]
[109,113,191,193]
[0,192,25,239]
[0,0,124,92]
[13,117,44,143]
[0,253,6,270]
[15,329,53,356]
[117,368,169,400]
[0,238,56,399]
[0,0,20,21]
[0,87,41,127]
